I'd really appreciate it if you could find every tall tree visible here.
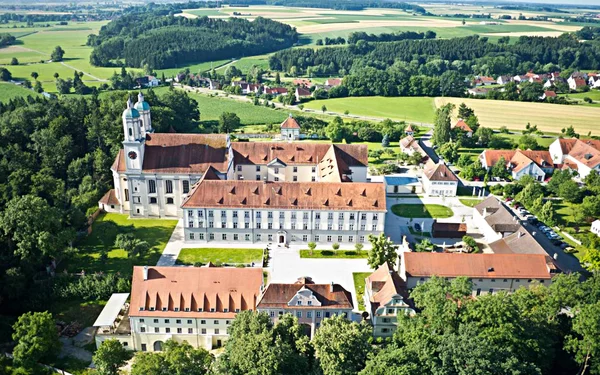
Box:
[566,301,600,375]
[313,315,373,375]
[51,45,65,61]
[432,103,454,146]
[93,339,131,375]
[367,233,398,269]
[12,311,60,369]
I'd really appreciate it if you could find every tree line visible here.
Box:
[88,13,298,69]
[228,0,427,13]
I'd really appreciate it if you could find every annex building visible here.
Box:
[99,96,386,245]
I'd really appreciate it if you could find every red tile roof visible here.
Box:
[402,252,551,279]
[257,277,353,309]
[423,162,457,182]
[280,116,300,129]
[129,266,263,318]
[453,119,473,133]
[366,263,410,317]
[325,78,342,87]
[182,180,386,211]
[99,189,120,206]
[231,143,367,167]
[544,90,556,97]
[296,87,311,97]
[563,139,600,167]
[481,150,553,172]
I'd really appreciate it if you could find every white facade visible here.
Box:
[183,208,384,245]
[422,178,457,197]
[592,220,600,237]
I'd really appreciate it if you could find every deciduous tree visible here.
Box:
[367,233,398,269]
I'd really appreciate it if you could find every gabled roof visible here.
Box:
[129,266,263,318]
[563,139,600,168]
[453,119,473,133]
[544,90,557,97]
[280,116,300,129]
[257,278,353,310]
[423,161,457,182]
[366,263,410,317]
[296,87,311,96]
[99,189,120,206]
[402,252,551,279]
[480,150,553,172]
[181,180,386,211]
[231,143,368,167]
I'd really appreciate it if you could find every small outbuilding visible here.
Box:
[432,221,467,238]
[384,175,422,195]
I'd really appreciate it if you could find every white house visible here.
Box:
[549,138,600,179]
[279,115,300,141]
[94,266,264,351]
[479,150,554,181]
[422,161,458,197]
[592,220,600,237]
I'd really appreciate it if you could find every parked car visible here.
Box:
[560,242,570,250]
[414,223,422,232]
[564,247,576,254]
[540,226,552,233]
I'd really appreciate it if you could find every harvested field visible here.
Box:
[482,31,564,37]
[435,97,600,136]
[297,19,461,33]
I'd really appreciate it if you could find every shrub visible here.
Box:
[355,243,364,251]
[308,242,317,251]
[332,243,340,250]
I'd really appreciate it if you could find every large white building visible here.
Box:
[549,138,600,179]
[94,266,264,351]
[99,97,385,245]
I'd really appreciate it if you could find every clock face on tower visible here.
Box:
[128,151,137,160]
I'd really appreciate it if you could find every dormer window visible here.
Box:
[210,308,215,312]
[174,308,179,312]
[149,307,155,311]
[162,307,167,312]
[224,308,228,312]
[139,307,144,311]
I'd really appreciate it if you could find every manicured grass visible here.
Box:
[68,212,177,275]
[459,198,484,207]
[304,96,436,123]
[215,55,271,73]
[299,249,369,259]
[0,82,40,102]
[353,272,371,312]
[176,248,263,265]
[391,204,454,219]
[436,97,600,136]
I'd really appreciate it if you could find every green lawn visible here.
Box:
[176,248,263,265]
[215,55,271,73]
[459,198,484,208]
[0,82,40,102]
[299,249,369,259]
[156,59,230,78]
[303,96,436,123]
[391,204,454,218]
[353,272,371,312]
[68,212,177,275]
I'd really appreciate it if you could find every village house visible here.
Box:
[263,86,288,96]
[496,75,511,85]
[399,135,427,160]
[293,78,312,87]
[295,87,312,102]
[94,266,264,351]
[256,277,353,337]
[541,90,557,101]
[479,149,554,181]
[324,78,342,87]
[473,76,496,86]
[568,76,587,91]
[549,138,600,179]
[399,252,553,296]
[422,161,458,197]
[452,119,473,137]
[467,87,492,96]
[591,220,600,237]
[364,263,414,337]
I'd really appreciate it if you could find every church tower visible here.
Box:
[122,97,144,172]
[134,92,153,136]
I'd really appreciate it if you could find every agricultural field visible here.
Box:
[0,82,40,102]
[304,96,436,123]
[435,97,600,136]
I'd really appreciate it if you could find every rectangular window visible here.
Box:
[141,344,147,351]
[165,328,170,333]
[234,234,239,241]
[256,211,262,218]
[222,234,227,241]
[256,175,261,181]
[359,236,365,243]
[293,176,298,182]
[209,233,214,240]
[302,235,308,242]
[124,189,129,202]
[303,224,308,230]
[372,224,377,231]
[268,223,273,229]
[215,329,220,334]
[307,311,313,318]
[327,235,332,242]
[201,320,206,324]
[312,167,316,173]
[270,311,275,317]
[274,177,279,182]
[233,222,238,229]
[291,212,297,219]
[233,211,238,218]
[208,210,214,217]
[222,222,227,228]
[256,166,261,172]
[149,197,157,204]
[237,165,242,171]
[279,212,285,219]
[291,223,296,230]
[360,224,366,231]
[165,180,173,194]
[201,328,207,334]
[214,320,219,324]
[274,167,279,174]
[373,214,379,221]
[189,233,194,240]
[257,223,262,229]
[268,212,273,219]
[296,311,302,318]
[153,319,159,323]
[209,221,214,228]
[315,235,320,241]
[338,235,343,242]
[140,327,146,333]
[361,213,367,220]
[311,176,316,182]
[257,234,262,241]
[293,167,298,173]
[245,234,250,241]
[316,311,321,318]
[148,180,156,194]
[199,233,204,240]
[268,234,273,241]
[182,180,190,194]
[350,213,355,220]
[177,328,182,333]
[315,213,321,219]
[349,224,354,231]
[349,236,354,242]
[154,327,159,333]
[328,213,333,220]
[188,328,193,334]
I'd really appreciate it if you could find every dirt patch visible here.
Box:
[297,19,460,33]
[177,12,198,18]
[504,20,582,32]
[0,45,41,54]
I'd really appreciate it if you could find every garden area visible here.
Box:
[459,198,484,208]
[66,213,177,275]
[391,204,454,219]
[352,272,371,312]
[299,249,369,259]
[176,248,264,266]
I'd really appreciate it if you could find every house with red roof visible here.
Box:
[479,149,554,181]
[280,114,301,140]
[549,138,600,179]
[568,76,587,91]
[541,90,556,101]
[452,119,473,137]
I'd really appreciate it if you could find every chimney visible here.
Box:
[517,232,522,238]
[330,282,334,293]
[143,266,149,281]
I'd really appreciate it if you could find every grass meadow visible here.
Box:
[0,82,40,102]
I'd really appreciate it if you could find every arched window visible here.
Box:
[153,341,163,351]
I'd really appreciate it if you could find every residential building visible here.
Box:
[293,78,312,87]
[541,90,557,100]
[592,220,600,237]
[256,277,353,337]
[568,76,587,91]
[295,87,312,102]
[280,115,300,141]
[399,135,427,160]
[364,263,414,337]
[404,124,415,136]
[452,119,473,137]
[467,87,491,96]
[479,150,554,181]
[324,78,342,87]
[474,76,496,86]
[549,138,600,179]
[422,161,458,197]
[181,178,386,245]
[94,266,264,351]
[496,75,511,85]
[264,87,288,96]
[400,252,553,296]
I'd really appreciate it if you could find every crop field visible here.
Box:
[304,96,436,123]
[435,97,600,136]
[216,55,271,73]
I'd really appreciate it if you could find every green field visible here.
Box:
[391,204,454,218]
[176,248,263,265]
[68,212,177,274]
[304,96,436,123]
[459,198,484,208]
[156,59,230,78]
[0,82,40,102]
[216,55,271,73]
[353,272,370,311]
[299,249,369,259]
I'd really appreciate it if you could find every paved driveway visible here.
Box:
[268,246,373,312]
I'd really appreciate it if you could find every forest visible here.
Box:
[88,14,298,69]
[228,0,426,12]
[0,89,201,317]
[269,33,600,97]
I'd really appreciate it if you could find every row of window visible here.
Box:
[188,233,367,243]
[190,210,378,221]
[418,277,545,283]
[188,221,378,231]
[140,327,223,335]
[140,318,230,325]
[139,306,240,313]
[147,179,190,194]
[236,165,316,174]
[239,175,315,182]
